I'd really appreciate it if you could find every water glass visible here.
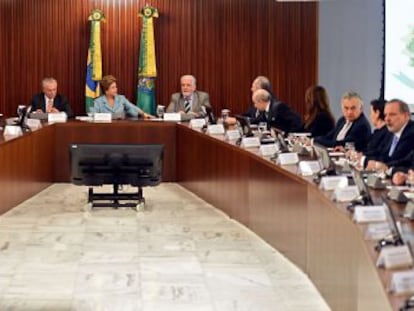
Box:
[407,170,414,192]
[258,122,267,133]
[156,105,165,118]
[221,109,230,122]
[344,142,355,152]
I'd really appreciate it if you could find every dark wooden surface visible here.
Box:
[0,121,409,310]
[176,124,396,311]
[53,120,177,182]
[0,125,54,215]
[0,0,317,118]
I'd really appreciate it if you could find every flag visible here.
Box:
[85,9,105,113]
[137,5,158,115]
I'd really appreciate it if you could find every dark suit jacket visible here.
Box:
[363,126,389,158]
[366,120,414,168]
[393,150,414,174]
[30,93,74,118]
[166,91,211,119]
[304,111,335,137]
[313,113,371,151]
[245,99,303,133]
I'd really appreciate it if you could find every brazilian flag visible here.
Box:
[85,9,105,113]
[137,5,158,115]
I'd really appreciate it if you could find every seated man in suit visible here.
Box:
[166,75,211,120]
[392,151,414,185]
[30,77,74,118]
[251,89,303,133]
[314,91,371,151]
[226,75,278,126]
[365,99,414,172]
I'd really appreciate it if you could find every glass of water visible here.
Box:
[407,170,414,192]
[156,105,165,119]
[221,109,230,122]
[258,122,267,133]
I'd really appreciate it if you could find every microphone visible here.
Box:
[201,105,207,117]
[202,106,216,124]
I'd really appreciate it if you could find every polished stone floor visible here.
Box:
[0,183,330,311]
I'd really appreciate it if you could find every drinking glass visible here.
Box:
[221,109,230,122]
[407,170,414,192]
[156,105,165,119]
[258,122,267,133]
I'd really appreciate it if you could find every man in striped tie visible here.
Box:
[166,75,212,121]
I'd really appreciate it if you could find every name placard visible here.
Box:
[3,125,22,137]
[333,185,359,202]
[48,112,67,123]
[241,137,261,149]
[319,176,348,191]
[207,124,225,135]
[259,144,278,157]
[225,129,241,141]
[277,152,299,165]
[26,118,42,130]
[353,205,387,223]
[404,201,414,220]
[163,113,181,121]
[365,222,392,240]
[93,113,112,122]
[390,270,414,295]
[189,118,206,128]
[298,160,321,176]
[377,245,413,269]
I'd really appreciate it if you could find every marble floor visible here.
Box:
[0,183,330,311]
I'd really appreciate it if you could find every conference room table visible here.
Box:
[0,119,412,311]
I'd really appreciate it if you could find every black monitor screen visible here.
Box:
[313,143,335,172]
[234,115,253,137]
[69,144,163,187]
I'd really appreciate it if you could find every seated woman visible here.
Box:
[92,75,153,118]
[303,85,335,137]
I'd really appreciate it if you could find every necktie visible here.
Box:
[336,121,352,141]
[46,99,53,113]
[388,135,399,157]
[184,100,191,113]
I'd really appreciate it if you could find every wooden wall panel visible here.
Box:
[1,0,317,119]
[0,1,10,117]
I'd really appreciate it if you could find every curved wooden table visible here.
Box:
[0,120,408,310]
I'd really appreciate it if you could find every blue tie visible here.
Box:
[388,135,399,157]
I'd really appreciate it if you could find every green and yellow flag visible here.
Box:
[85,9,105,113]
[137,5,158,115]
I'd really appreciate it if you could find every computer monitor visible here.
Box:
[234,114,253,137]
[313,143,335,174]
[69,143,164,187]
[270,127,289,152]
[352,169,373,205]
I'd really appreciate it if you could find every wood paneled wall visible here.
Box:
[0,0,317,118]
[0,1,10,118]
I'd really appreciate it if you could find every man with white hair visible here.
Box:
[251,88,303,133]
[167,74,211,120]
[314,91,371,151]
[30,77,73,118]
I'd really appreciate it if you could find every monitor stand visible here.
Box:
[87,184,145,211]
